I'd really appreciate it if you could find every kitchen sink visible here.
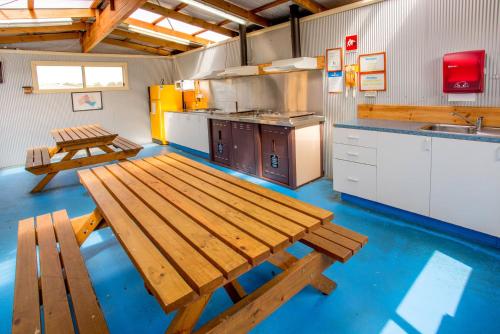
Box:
[420,124,477,134]
[420,124,500,137]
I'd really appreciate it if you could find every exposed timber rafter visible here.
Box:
[0,23,86,35]
[111,29,193,52]
[292,0,327,13]
[200,0,270,27]
[0,9,95,20]
[103,38,171,56]
[124,18,211,45]
[82,0,148,53]
[0,32,80,44]
[141,2,237,38]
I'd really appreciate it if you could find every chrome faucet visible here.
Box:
[451,112,484,130]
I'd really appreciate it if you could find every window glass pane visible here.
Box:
[0,0,27,8]
[36,66,83,90]
[84,66,124,88]
[34,0,93,8]
[158,18,203,35]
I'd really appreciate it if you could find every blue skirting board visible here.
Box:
[341,193,500,249]
[167,142,209,159]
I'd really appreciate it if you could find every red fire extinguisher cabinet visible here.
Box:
[443,50,485,93]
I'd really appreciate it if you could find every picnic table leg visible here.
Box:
[194,252,334,334]
[30,150,78,193]
[86,148,92,157]
[70,208,105,246]
[268,250,337,295]
[48,146,61,157]
[223,281,247,303]
[166,293,212,334]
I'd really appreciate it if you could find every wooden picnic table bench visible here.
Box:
[74,152,368,333]
[12,210,109,334]
[25,124,142,193]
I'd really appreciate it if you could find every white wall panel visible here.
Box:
[174,0,500,178]
[0,51,174,168]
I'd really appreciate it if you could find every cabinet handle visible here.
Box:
[347,177,359,182]
[272,139,276,153]
[234,145,238,149]
[218,130,222,140]
[346,151,359,157]
[347,135,360,140]
[424,138,431,151]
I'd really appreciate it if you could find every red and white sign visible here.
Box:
[345,34,358,51]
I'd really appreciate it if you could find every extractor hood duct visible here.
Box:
[264,4,318,73]
[218,24,258,78]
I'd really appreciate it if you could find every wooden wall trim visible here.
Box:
[358,104,500,127]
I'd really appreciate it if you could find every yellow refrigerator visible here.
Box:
[149,84,182,145]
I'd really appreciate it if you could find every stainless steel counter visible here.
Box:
[207,113,325,128]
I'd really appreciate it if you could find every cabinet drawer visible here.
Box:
[333,159,376,201]
[334,127,378,148]
[333,143,377,165]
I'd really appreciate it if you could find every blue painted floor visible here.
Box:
[1,144,499,334]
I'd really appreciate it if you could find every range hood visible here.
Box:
[263,5,318,73]
[218,24,259,78]
[264,57,318,72]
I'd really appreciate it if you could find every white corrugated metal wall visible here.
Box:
[0,51,174,168]
[173,0,500,178]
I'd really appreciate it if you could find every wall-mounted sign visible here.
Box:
[328,71,343,93]
[359,72,386,91]
[326,48,343,72]
[359,52,386,72]
[345,35,358,52]
[344,64,359,97]
[71,91,103,112]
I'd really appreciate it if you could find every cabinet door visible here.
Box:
[377,132,432,216]
[261,125,290,184]
[211,120,232,165]
[231,122,258,175]
[431,138,500,237]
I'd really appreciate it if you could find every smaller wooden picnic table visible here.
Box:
[77,153,367,333]
[26,124,142,193]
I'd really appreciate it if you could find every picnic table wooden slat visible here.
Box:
[12,218,40,334]
[92,166,224,294]
[105,164,250,280]
[33,147,42,167]
[65,127,81,141]
[322,223,368,246]
[51,129,64,143]
[59,129,73,142]
[132,159,290,253]
[149,157,306,242]
[168,153,334,222]
[77,169,196,313]
[41,147,51,165]
[69,127,88,139]
[312,227,361,252]
[36,213,75,334]
[25,148,34,168]
[119,161,271,265]
[52,210,109,334]
[160,155,321,230]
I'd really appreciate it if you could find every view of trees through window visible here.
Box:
[33,62,127,92]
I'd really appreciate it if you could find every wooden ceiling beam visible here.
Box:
[291,0,327,13]
[27,0,34,10]
[0,22,86,35]
[111,29,193,52]
[103,38,171,55]
[90,0,103,9]
[0,9,95,20]
[251,0,288,14]
[0,32,80,44]
[141,2,237,37]
[124,17,211,45]
[82,0,148,53]
[200,0,269,27]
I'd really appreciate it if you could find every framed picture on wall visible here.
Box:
[71,91,103,112]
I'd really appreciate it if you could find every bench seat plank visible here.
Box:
[112,136,142,152]
[52,210,109,334]
[36,213,75,334]
[12,218,40,334]
[168,153,334,222]
[25,147,51,170]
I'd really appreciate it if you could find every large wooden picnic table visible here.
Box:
[25,124,142,192]
[77,153,367,333]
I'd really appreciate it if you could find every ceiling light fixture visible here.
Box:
[177,0,247,25]
[0,18,73,28]
[128,25,190,45]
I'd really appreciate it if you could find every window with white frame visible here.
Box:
[31,61,128,93]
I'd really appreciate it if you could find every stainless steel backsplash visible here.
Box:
[199,70,324,114]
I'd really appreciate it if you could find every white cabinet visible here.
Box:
[377,132,432,216]
[334,128,378,148]
[430,138,500,237]
[165,112,209,153]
